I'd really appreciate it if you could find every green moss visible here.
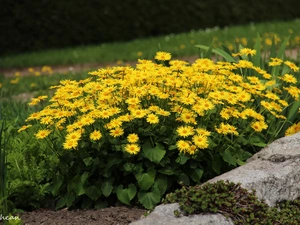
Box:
[163,180,300,224]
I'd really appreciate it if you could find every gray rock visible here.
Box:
[130,203,233,225]
[130,132,300,225]
[209,132,300,206]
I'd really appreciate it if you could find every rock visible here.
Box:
[130,132,300,225]
[130,203,233,225]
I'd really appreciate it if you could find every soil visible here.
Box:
[19,206,148,225]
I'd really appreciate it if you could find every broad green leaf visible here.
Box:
[142,141,166,164]
[81,172,89,184]
[221,149,237,166]
[138,189,161,209]
[195,45,236,62]
[152,175,168,195]
[66,191,76,207]
[190,168,204,182]
[69,175,85,196]
[116,184,137,205]
[175,153,189,165]
[55,196,67,210]
[135,171,156,190]
[101,179,114,197]
[83,157,93,166]
[84,185,102,201]
[177,172,190,185]
[81,197,93,209]
[158,167,174,175]
[212,155,222,174]
[50,175,63,196]
[95,200,108,209]
[123,163,135,172]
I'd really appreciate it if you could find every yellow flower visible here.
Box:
[90,130,102,141]
[285,122,300,136]
[269,58,283,66]
[192,135,209,149]
[215,123,239,136]
[240,48,256,56]
[195,128,211,136]
[284,61,299,72]
[280,74,297,84]
[124,144,140,155]
[146,113,159,124]
[131,109,148,119]
[35,129,51,139]
[154,51,172,61]
[109,127,124,137]
[127,133,139,143]
[63,139,78,150]
[176,126,194,137]
[66,131,81,141]
[126,97,141,105]
[176,140,191,153]
[251,121,268,132]
[18,125,32,133]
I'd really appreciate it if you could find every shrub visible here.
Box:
[21,39,299,209]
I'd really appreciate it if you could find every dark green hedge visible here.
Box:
[1,0,300,55]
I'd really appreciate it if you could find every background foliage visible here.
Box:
[1,0,300,55]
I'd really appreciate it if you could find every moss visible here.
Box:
[163,180,300,224]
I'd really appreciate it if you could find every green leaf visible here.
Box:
[116,184,137,205]
[95,200,108,209]
[138,189,161,209]
[212,155,222,174]
[204,40,214,58]
[276,36,290,59]
[123,162,135,172]
[221,149,237,166]
[84,185,102,201]
[56,196,67,210]
[158,167,174,175]
[177,173,190,185]
[251,142,267,147]
[142,141,166,164]
[287,100,300,123]
[81,196,93,209]
[175,153,189,165]
[50,175,63,196]
[195,45,236,62]
[236,158,246,166]
[81,172,89,184]
[69,175,85,196]
[135,171,156,190]
[253,33,262,68]
[152,175,168,195]
[101,179,114,197]
[83,157,93,166]
[66,191,76,207]
[190,168,204,182]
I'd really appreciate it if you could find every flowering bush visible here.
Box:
[21,41,300,209]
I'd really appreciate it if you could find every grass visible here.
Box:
[1,19,300,69]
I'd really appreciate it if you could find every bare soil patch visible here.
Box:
[19,206,147,225]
